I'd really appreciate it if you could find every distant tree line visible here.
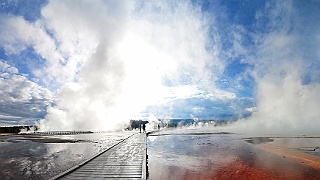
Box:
[128,120,149,130]
[0,125,39,133]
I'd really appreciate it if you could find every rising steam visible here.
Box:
[9,0,317,133]
[38,0,221,131]
[225,1,320,135]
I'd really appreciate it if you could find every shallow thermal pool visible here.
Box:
[147,128,320,180]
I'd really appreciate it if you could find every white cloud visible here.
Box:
[160,85,202,100]
[0,61,52,125]
[0,16,66,84]
[0,61,10,71]
[245,107,257,113]
[206,90,236,100]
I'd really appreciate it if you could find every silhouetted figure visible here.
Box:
[139,123,142,133]
[158,124,160,130]
[142,123,146,133]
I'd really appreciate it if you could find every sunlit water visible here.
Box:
[1,128,320,180]
[147,128,320,180]
[0,132,134,179]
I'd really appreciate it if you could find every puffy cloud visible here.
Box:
[0,61,52,125]
[0,16,66,85]
[206,90,236,101]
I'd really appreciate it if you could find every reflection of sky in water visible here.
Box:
[0,132,132,179]
[272,138,320,148]
[148,132,320,180]
[147,134,239,179]
[270,138,320,157]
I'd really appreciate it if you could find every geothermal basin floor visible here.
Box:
[147,129,320,180]
[1,129,320,179]
[54,133,147,180]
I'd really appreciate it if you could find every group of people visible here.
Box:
[139,123,161,133]
[139,123,146,133]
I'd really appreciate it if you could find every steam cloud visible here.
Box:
[38,0,222,131]
[1,1,319,133]
[226,1,320,135]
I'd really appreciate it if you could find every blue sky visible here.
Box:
[0,0,319,131]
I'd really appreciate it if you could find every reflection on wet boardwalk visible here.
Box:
[56,133,147,180]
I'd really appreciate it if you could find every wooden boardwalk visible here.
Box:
[54,133,147,180]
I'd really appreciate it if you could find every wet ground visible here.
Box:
[0,132,134,180]
[148,128,320,180]
[1,128,320,180]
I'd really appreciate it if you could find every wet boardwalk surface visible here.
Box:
[56,133,147,180]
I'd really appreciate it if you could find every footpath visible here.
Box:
[54,133,147,179]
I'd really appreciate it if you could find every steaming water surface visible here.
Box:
[148,128,320,180]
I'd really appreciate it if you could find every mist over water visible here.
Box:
[226,1,320,135]
[228,72,320,135]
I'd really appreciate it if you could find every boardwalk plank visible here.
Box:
[55,133,146,180]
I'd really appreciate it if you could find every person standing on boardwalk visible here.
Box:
[142,123,146,133]
[139,123,142,133]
